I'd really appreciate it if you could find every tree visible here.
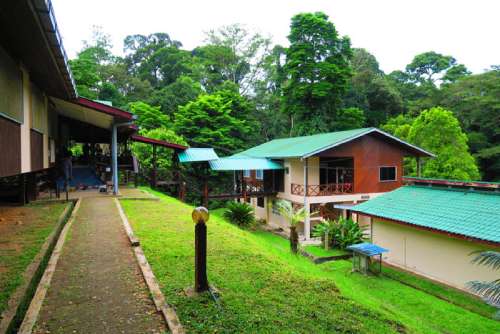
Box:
[204,24,272,95]
[440,69,500,181]
[131,127,187,172]
[408,107,480,180]
[406,51,457,84]
[468,251,500,319]
[174,92,251,152]
[282,12,352,135]
[149,76,202,117]
[253,45,289,140]
[275,200,306,253]
[128,101,170,130]
[333,107,365,131]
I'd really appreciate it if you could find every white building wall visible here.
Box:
[20,67,31,173]
[370,217,500,291]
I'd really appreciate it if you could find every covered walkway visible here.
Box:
[30,191,165,333]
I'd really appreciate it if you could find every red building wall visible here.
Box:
[318,134,409,193]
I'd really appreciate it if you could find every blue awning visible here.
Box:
[209,158,283,171]
[178,148,219,163]
[347,243,388,256]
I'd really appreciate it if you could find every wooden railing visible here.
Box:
[291,183,353,196]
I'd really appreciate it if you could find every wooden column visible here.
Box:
[416,156,422,177]
[241,170,247,202]
[151,144,157,188]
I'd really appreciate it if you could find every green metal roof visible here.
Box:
[232,127,433,159]
[178,148,219,163]
[209,158,283,171]
[351,186,500,244]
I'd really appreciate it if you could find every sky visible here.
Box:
[52,0,499,74]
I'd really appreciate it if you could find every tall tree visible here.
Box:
[174,91,252,152]
[440,69,500,180]
[204,24,272,95]
[282,12,352,135]
[344,49,404,126]
[408,107,480,180]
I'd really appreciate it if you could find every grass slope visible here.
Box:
[303,245,349,258]
[121,190,500,334]
[0,202,67,315]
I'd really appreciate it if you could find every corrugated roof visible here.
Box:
[209,158,283,171]
[178,148,219,163]
[232,127,433,159]
[347,243,388,256]
[351,186,500,244]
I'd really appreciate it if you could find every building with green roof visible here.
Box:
[348,180,500,291]
[229,127,432,242]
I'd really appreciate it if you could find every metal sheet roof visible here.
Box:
[232,127,434,159]
[347,243,388,256]
[351,185,500,244]
[209,158,283,171]
[178,148,219,163]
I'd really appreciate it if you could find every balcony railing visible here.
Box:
[291,183,353,196]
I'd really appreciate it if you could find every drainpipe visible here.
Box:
[303,158,310,240]
[112,121,135,195]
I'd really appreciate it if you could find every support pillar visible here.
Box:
[111,123,119,195]
[303,158,310,240]
[241,170,247,202]
[151,144,157,188]
[416,156,422,177]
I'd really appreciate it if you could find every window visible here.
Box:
[257,197,264,208]
[379,166,396,182]
[243,170,250,177]
[255,169,263,180]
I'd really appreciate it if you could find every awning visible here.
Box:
[209,158,283,171]
[52,97,134,130]
[347,243,388,256]
[130,135,187,150]
[178,148,219,163]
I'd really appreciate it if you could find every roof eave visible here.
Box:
[349,210,499,247]
[302,128,435,158]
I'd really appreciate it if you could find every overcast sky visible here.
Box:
[52,0,499,74]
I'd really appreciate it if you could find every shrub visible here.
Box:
[223,201,255,228]
[313,217,366,250]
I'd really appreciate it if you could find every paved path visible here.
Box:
[33,197,165,334]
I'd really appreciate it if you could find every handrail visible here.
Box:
[291,183,353,196]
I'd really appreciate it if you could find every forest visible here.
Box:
[69,12,499,182]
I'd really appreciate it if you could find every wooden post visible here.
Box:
[416,156,422,177]
[241,170,247,202]
[19,174,26,205]
[192,207,210,293]
[151,144,157,188]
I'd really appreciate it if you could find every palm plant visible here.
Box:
[467,250,500,318]
[223,201,255,228]
[312,220,336,250]
[275,200,306,253]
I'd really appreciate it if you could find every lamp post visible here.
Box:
[192,207,210,293]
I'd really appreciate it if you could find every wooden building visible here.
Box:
[228,128,433,242]
[0,0,185,202]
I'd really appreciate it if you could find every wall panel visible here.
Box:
[0,116,21,177]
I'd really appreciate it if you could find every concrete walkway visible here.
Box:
[33,196,165,334]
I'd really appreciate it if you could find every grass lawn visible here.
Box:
[0,202,68,315]
[382,265,496,318]
[121,190,500,334]
[303,245,349,258]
